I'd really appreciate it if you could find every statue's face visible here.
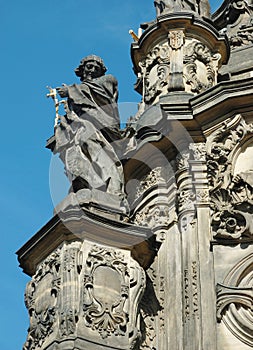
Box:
[83,60,103,79]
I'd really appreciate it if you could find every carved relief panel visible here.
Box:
[82,245,129,339]
[23,241,146,350]
[207,115,253,242]
[23,249,61,350]
[183,39,221,94]
[136,36,221,105]
[138,42,170,105]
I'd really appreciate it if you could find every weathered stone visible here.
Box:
[18,1,253,349]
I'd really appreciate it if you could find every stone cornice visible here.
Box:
[131,13,229,73]
[16,206,154,276]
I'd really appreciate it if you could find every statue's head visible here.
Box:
[75,55,107,81]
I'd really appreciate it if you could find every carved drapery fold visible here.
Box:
[154,0,210,18]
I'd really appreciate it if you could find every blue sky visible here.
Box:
[0,0,221,348]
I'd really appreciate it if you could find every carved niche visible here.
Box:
[217,253,253,347]
[207,115,253,241]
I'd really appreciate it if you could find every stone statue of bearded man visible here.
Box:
[50,55,128,214]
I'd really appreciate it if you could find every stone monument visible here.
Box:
[17,0,253,349]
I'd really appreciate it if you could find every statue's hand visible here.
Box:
[56,84,68,97]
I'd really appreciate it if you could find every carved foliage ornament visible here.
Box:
[184,42,220,94]
[138,40,220,103]
[135,167,164,201]
[23,249,61,350]
[184,261,200,321]
[144,64,170,103]
[211,185,253,240]
[83,246,129,338]
[134,204,171,229]
[139,44,170,104]
[59,243,82,337]
[139,44,170,73]
[207,115,253,241]
[133,167,175,229]
[221,0,253,49]
[176,143,208,217]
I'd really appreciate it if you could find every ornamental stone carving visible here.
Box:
[184,261,200,321]
[217,0,253,49]
[169,30,185,50]
[183,41,220,94]
[211,176,253,240]
[138,43,170,104]
[23,249,61,350]
[132,166,176,231]
[135,167,164,201]
[207,115,253,191]
[216,254,253,347]
[82,246,129,338]
[23,241,146,349]
[134,204,171,229]
[139,267,164,350]
[207,115,253,242]
[144,64,170,104]
[135,35,222,105]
